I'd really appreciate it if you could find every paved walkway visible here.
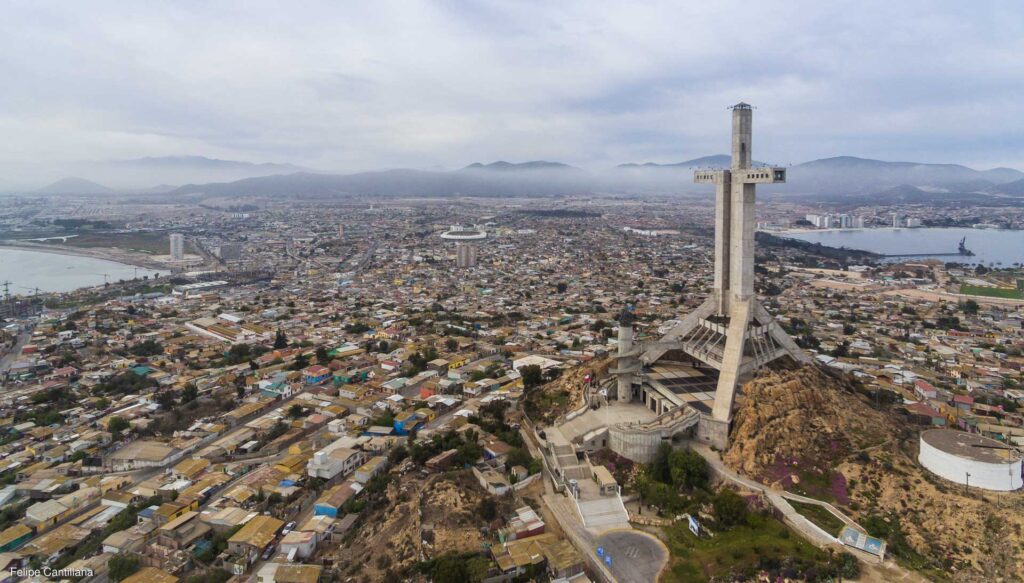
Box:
[689,442,936,582]
[690,443,853,541]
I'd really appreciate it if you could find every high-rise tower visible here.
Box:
[169,233,184,261]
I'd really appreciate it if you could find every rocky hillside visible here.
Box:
[724,365,1024,582]
[724,366,896,488]
[329,470,503,581]
[524,357,611,423]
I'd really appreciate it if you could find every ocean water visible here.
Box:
[0,247,159,294]
[782,227,1024,266]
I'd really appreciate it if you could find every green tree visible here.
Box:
[129,339,164,357]
[712,488,748,527]
[478,497,498,521]
[289,353,310,371]
[520,365,543,389]
[315,345,329,363]
[108,553,141,581]
[273,329,288,349]
[465,557,490,583]
[430,549,468,581]
[445,337,459,352]
[108,416,130,433]
[288,404,304,419]
[181,382,199,403]
[668,448,709,491]
[650,442,672,484]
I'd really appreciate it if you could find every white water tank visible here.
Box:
[918,429,1023,491]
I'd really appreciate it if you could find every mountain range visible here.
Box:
[41,156,310,192]
[31,155,1024,203]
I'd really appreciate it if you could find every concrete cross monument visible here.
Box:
[641,103,810,448]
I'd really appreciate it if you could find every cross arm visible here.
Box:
[736,167,787,184]
[693,170,728,184]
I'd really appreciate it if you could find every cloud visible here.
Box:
[0,0,1022,187]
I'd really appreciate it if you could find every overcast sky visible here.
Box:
[2,0,1022,186]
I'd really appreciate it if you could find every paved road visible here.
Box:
[1,327,31,375]
[594,529,669,583]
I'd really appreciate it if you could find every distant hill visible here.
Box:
[36,177,115,195]
[462,160,580,172]
[73,156,310,191]
[988,177,1024,197]
[618,154,754,169]
[171,169,592,199]
[785,156,1024,195]
[139,184,179,194]
[109,155,307,173]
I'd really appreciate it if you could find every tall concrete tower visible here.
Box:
[169,233,184,261]
[642,103,810,448]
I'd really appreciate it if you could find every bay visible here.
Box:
[781,227,1024,266]
[0,247,159,294]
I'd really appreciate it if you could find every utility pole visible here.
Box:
[965,472,970,496]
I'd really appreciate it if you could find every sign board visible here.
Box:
[605,555,613,567]
[688,515,700,537]
[839,526,886,558]
[596,546,604,557]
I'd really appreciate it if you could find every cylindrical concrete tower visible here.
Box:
[731,102,752,170]
[613,307,639,403]
[616,323,634,403]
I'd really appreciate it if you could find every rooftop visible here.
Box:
[921,429,1023,464]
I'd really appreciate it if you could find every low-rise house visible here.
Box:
[122,566,179,583]
[353,456,386,484]
[313,481,359,518]
[256,562,322,583]
[279,530,317,559]
[25,499,69,531]
[0,524,33,552]
[105,440,183,471]
[303,366,331,385]
[306,447,364,480]
[172,458,211,480]
[156,510,210,550]
[227,515,283,565]
[101,521,157,554]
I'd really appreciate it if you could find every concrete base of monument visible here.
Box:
[696,415,730,450]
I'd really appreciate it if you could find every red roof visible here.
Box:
[907,402,942,417]
[952,394,974,405]
[304,365,330,376]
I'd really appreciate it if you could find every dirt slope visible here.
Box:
[331,471,496,581]
[723,365,1024,582]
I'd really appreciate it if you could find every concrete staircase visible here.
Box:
[576,496,630,529]
[549,438,593,481]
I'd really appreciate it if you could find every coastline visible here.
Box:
[0,241,165,271]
